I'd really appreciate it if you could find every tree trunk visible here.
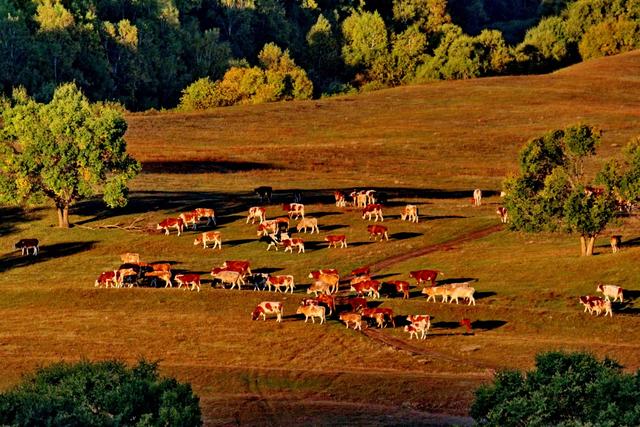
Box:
[585,236,596,256]
[580,235,596,256]
[57,204,70,228]
[580,236,587,256]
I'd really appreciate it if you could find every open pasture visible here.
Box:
[1,52,640,425]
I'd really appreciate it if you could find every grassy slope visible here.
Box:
[1,51,640,425]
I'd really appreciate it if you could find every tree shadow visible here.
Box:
[0,241,97,273]
[141,160,278,174]
[0,207,46,237]
[390,232,423,240]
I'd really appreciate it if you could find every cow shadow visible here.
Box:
[373,273,399,281]
[432,321,461,329]
[390,232,422,240]
[472,320,507,331]
[425,215,466,221]
[309,211,342,218]
[438,278,478,285]
[322,224,348,232]
[616,236,640,248]
[302,241,325,251]
[224,239,256,247]
[0,241,97,273]
[475,291,497,300]
[148,260,181,265]
[346,241,370,247]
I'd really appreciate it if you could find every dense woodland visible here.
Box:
[2,0,640,110]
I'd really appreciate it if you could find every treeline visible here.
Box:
[1,0,639,111]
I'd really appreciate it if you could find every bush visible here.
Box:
[471,351,640,426]
[0,359,202,426]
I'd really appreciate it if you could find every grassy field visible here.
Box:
[1,51,640,425]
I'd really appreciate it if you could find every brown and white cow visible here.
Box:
[351,280,381,299]
[252,301,283,322]
[405,314,431,339]
[95,271,117,288]
[448,287,476,305]
[175,274,201,292]
[283,203,304,219]
[496,207,508,223]
[367,225,389,241]
[120,252,140,264]
[179,211,199,230]
[345,296,368,312]
[15,238,39,256]
[404,324,424,340]
[387,280,410,299]
[362,204,384,222]
[312,273,339,294]
[301,294,336,315]
[194,231,222,249]
[350,266,371,277]
[222,260,252,277]
[339,312,363,330]
[211,269,244,290]
[296,217,319,234]
[325,235,347,248]
[334,191,347,207]
[596,284,624,303]
[157,218,184,236]
[350,191,368,208]
[145,270,173,288]
[400,205,419,223]
[150,263,171,272]
[361,307,395,328]
[257,220,278,237]
[579,296,612,317]
[116,268,138,288]
[610,235,621,253]
[193,207,216,226]
[296,304,326,324]
[409,269,443,286]
[307,280,333,297]
[266,275,295,293]
[308,269,339,280]
[246,207,266,224]
[282,238,305,253]
[473,189,482,206]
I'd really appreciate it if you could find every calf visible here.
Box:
[307,280,333,297]
[448,286,476,305]
[496,207,508,223]
[361,307,395,328]
[254,186,272,203]
[246,207,266,224]
[193,207,216,226]
[580,296,612,317]
[157,218,184,236]
[301,294,336,315]
[179,211,199,230]
[266,275,295,293]
[404,324,424,340]
[282,238,305,253]
[194,231,222,249]
[339,312,363,330]
[175,274,201,292]
[596,284,623,303]
[351,280,381,299]
[460,318,473,334]
[120,252,139,264]
[473,189,482,206]
[296,304,326,324]
[95,271,117,288]
[251,301,283,322]
[610,235,621,253]
[387,280,410,299]
[362,204,384,222]
[334,191,347,207]
[405,315,431,339]
[283,203,304,219]
[325,235,347,248]
[261,234,281,251]
[400,205,419,223]
[367,225,389,241]
[409,269,443,286]
[296,217,319,234]
[15,238,39,256]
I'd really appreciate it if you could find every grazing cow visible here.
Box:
[351,266,371,277]
[211,269,243,290]
[496,207,508,223]
[266,275,295,293]
[254,186,272,203]
[345,297,368,312]
[361,307,395,328]
[325,235,347,248]
[179,211,199,230]
[351,280,381,299]
[251,301,283,322]
[95,271,117,288]
[116,268,138,288]
[448,286,476,305]
[405,315,431,339]
[222,260,252,276]
[362,204,384,222]
[400,205,419,223]
[596,283,624,303]
[257,220,278,237]
[175,274,201,292]
[307,280,333,297]
[145,270,172,288]
[157,218,184,236]
[365,190,377,205]
[296,217,319,234]
[247,207,266,224]
[120,252,139,264]
[283,203,304,219]
[334,191,347,207]
[296,304,326,324]
[409,269,444,286]
[367,224,389,241]
[579,296,612,316]
[610,235,621,253]
[473,189,482,206]
[282,238,305,253]
[460,318,473,334]
[308,269,339,280]
[194,231,222,249]
[194,208,216,226]
[15,238,39,256]
[301,294,336,315]
[261,234,281,251]
[313,273,340,294]
[388,280,410,299]
[339,312,363,330]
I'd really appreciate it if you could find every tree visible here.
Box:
[0,359,202,426]
[503,124,630,256]
[579,17,640,60]
[341,10,389,80]
[0,83,140,228]
[471,351,640,426]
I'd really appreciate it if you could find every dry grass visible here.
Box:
[1,51,640,425]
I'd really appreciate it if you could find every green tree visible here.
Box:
[341,10,389,79]
[0,359,202,426]
[305,14,341,90]
[579,17,640,60]
[503,124,627,256]
[471,351,640,426]
[0,83,140,228]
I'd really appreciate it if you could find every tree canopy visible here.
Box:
[0,83,140,228]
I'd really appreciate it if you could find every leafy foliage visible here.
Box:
[0,359,202,426]
[471,351,640,426]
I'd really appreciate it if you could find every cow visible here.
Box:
[404,324,424,340]
[179,211,199,230]
[593,299,613,317]
[496,207,508,223]
[266,275,295,293]
[120,252,139,264]
[473,189,482,206]
[361,307,395,328]
[301,294,336,315]
[350,266,371,277]
[283,203,304,219]
[247,273,269,291]
[325,235,347,248]
[349,275,371,287]
[596,283,624,303]
[95,271,117,288]
[282,238,305,253]
[222,260,252,276]
[400,205,419,223]
[296,304,326,324]
[387,280,410,299]
[405,314,431,339]
[211,269,243,290]
[246,207,266,224]
[610,235,621,253]
[194,231,222,249]
[350,191,368,208]
[334,191,347,207]
[409,269,444,286]
[251,301,283,322]
[312,273,340,294]
[307,280,333,297]
[351,280,380,299]
[145,270,172,288]
[308,269,339,280]
[367,224,389,241]
[15,238,39,256]
[422,282,469,303]
[339,312,363,330]
[579,296,612,316]
[365,190,377,205]
[254,186,272,203]
[296,217,319,234]
[150,263,171,272]
[193,207,216,226]
[261,234,281,251]
[257,220,278,237]
[460,318,473,334]
[116,268,138,288]
[345,297,368,312]
[362,204,384,222]
[157,218,184,236]
[448,287,476,305]
[175,274,201,292]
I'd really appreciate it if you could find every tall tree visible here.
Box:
[0,83,140,228]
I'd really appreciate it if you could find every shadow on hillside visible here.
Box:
[0,241,96,273]
[225,238,256,247]
[475,291,497,300]
[425,215,466,221]
[472,320,507,331]
[321,224,348,232]
[0,207,46,237]
[439,277,477,285]
[390,232,422,240]
[141,160,278,174]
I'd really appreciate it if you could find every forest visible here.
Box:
[1,0,639,110]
